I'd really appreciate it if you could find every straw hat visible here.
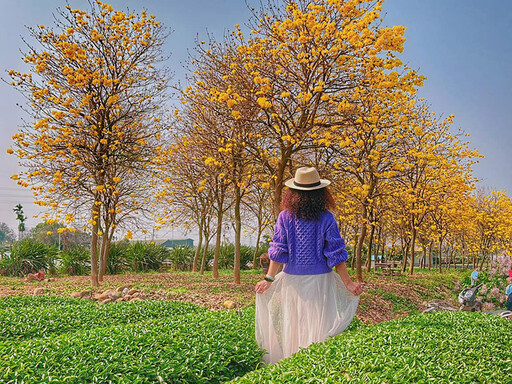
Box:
[284,167,331,191]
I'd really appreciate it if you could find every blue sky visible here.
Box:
[0,0,511,235]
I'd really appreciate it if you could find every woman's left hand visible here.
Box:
[255,280,273,295]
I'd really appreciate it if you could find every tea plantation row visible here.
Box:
[1,297,511,383]
[0,296,205,341]
[0,297,262,383]
[229,311,512,383]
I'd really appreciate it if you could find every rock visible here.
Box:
[117,285,132,294]
[96,292,110,301]
[25,273,37,282]
[122,288,130,297]
[108,291,119,300]
[223,300,235,309]
[96,289,118,301]
[127,289,139,296]
[71,290,91,299]
[33,288,45,295]
[422,299,457,313]
[129,297,143,302]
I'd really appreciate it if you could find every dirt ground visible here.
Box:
[0,270,463,325]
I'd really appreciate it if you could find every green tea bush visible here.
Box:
[60,245,90,275]
[0,238,57,276]
[0,298,261,383]
[230,311,512,384]
[129,241,169,271]
[0,296,205,341]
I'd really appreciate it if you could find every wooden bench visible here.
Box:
[374,261,402,276]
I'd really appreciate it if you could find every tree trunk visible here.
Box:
[448,247,454,269]
[376,227,384,263]
[409,226,416,276]
[421,245,427,269]
[401,239,409,273]
[365,222,376,272]
[200,234,209,275]
[428,241,433,271]
[438,237,444,273]
[252,229,262,270]
[350,227,358,269]
[98,221,111,282]
[479,254,486,270]
[355,206,368,282]
[273,159,287,218]
[212,209,223,279]
[90,203,100,287]
[192,220,203,272]
[233,186,242,284]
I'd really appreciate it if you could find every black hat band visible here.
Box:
[293,180,321,188]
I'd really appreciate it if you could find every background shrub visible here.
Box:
[0,238,56,276]
[215,244,263,270]
[167,246,195,271]
[129,241,169,272]
[60,245,90,276]
[107,241,131,275]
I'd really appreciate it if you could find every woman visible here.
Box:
[255,167,362,364]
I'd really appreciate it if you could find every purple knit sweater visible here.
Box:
[268,210,348,275]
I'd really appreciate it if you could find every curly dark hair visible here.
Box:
[280,187,336,221]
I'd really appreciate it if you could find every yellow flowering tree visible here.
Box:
[7,1,170,286]
[473,190,512,268]
[394,108,479,275]
[201,0,420,217]
[173,32,269,283]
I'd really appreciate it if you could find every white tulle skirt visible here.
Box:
[255,271,359,365]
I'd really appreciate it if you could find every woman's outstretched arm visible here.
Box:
[255,260,282,294]
[335,262,363,296]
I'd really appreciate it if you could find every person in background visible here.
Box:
[255,167,362,365]
[471,269,479,286]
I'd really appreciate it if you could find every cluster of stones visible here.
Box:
[422,299,458,313]
[69,285,145,304]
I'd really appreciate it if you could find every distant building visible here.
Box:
[128,238,194,248]
[161,239,194,248]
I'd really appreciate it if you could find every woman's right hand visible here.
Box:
[255,280,272,295]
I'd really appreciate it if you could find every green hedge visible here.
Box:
[229,311,512,383]
[0,297,262,383]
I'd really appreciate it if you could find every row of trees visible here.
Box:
[7,0,510,285]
